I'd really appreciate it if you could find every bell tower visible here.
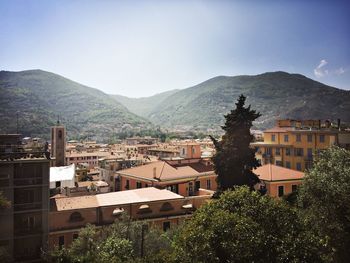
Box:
[51,118,66,166]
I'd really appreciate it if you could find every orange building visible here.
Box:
[251,119,350,171]
[49,187,212,249]
[115,159,216,197]
[254,164,304,197]
[115,143,217,196]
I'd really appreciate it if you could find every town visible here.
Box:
[1,116,349,261]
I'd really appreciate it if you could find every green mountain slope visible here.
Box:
[0,70,150,140]
[146,72,350,131]
[110,89,179,118]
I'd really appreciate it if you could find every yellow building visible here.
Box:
[251,119,350,171]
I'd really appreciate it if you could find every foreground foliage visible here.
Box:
[298,146,350,263]
[44,215,175,263]
[173,187,323,263]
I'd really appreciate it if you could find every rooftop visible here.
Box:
[118,160,214,181]
[54,187,184,211]
[254,164,304,181]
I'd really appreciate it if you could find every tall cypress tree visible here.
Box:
[210,95,261,193]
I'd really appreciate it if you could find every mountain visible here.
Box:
[110,89,179,118]
[144,72,350,131]
[0,70,150,141]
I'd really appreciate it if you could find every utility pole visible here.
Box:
[16,112,19,134]
[140,224,147,257]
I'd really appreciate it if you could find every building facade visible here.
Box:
[0,134,50,262]
[251,119,350,171]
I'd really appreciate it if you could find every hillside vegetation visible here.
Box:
[110,89,179,118]
[0,70,150,141]
[143,72,350,131]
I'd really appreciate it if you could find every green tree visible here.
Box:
[99,237,134,263]
[0,191,10,209]
[173,186,323,263]
[298,146,350,263]
[210,95,261,192]
[45,214,175,263]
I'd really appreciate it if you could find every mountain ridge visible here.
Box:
[0,69,150,141]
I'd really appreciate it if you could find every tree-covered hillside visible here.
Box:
[146,72,350,131]
[110,89,179,118]
[0,70,150,141]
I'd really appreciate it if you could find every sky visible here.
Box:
[0,0,349,97]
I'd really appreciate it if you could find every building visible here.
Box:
[126,137,158,145]
[51,122,66,166]
[254,164,304,198]
[0,134,51,262]
[48,187,212,249]
[115,143,216,196]
[50,164,75,190]
[65,151,105,169]
[251,119,350,171]
[115,159,216,196]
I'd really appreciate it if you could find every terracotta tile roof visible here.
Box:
[254,164,304,181]
[54,187,183,211]
[118,161,214,181]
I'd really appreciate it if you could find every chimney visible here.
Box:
[337,119,341,131]
[153,167,157,179]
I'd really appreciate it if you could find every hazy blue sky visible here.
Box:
[1,0,349,97]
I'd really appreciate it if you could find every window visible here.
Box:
[278,186,284,197]
[285,161,291,169]
[307,134,312,142]
[70,212,84,222]
[307,148,313,158]
[58,130,62,139]
[55,181,61,188]
[206,179,211,190]
[271,134,276,142]
[265,148,272,155]
[192,147,195,154]
[295,148,303,157]
[58,236,65,248]
[163,221,171,231]
[296,134,301,142]
[182,148,185,155]
[160,202,174,212]
[276,161,282,166]
[292,185,298,192]
[195,181,200,191]
[73,233,78,240]
[275,148,281,156]
[166,184,179,194]
[136,182,142,189]
[296,162,302,171]
[286,148,291,156]
[284,135,289,142]
[320,135,325,143]
[125,180,130,190]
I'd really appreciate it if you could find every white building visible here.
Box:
[50,164,75,189]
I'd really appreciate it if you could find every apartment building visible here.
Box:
[251,119,350,171]
[0,134,51,262]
